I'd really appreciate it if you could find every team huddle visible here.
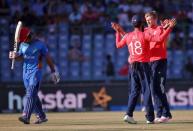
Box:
[112,11,176,124]
[9,10,176,124]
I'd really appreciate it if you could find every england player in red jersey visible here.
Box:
[112,11,176,123]
[112,15,175,124]
[145,11,176,123]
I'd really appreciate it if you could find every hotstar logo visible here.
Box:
[8,90,87,110]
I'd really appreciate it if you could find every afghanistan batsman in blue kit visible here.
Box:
[9,27,60,124]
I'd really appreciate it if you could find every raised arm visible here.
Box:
[111,22,127,36]
[9,44,24,61]
[111,22,128,48]
[9,52,24,61]
[146,19,176,42]
[115,32,128,48]
[161,19,170,29]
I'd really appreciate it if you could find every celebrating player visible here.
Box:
[9,27,60,124]
[144,11,175,123]
[112,14,175,124]
[113,11,176,123]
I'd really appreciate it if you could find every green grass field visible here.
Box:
[0,110,193,131]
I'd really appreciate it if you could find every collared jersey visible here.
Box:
[116,30,150,63]
[116,28,172,63]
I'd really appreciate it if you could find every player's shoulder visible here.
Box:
[20,42,29,48]
[33,39,44,44]
[33,39,47,47]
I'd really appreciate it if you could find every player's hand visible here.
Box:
[51,71,60,84]
[111,22,126,36]
[117,24,125,34]
[161,19,169,29]
[111,22,119,32]
[168,18,176,28]
[111,22,123,32]
[9,51,17,59]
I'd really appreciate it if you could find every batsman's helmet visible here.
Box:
[19,27,31,42]
[131,15,143,28]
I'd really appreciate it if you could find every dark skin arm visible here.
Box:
[15,55,24,61]
[45,53,60,84]
[111,22,127,36]
[45,53,55,73]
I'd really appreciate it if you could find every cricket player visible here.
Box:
[113,11,176,123]
[112,15,175,124]
[9,27,60,124]
[145,11,175,123]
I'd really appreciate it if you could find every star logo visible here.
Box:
[92,87,112,108]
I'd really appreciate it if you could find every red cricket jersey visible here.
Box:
[116,28,172,63]
[144,25,170,62]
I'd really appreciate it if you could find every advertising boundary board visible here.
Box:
[0,80,193,113]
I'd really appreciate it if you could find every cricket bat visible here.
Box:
[11,21,22,70]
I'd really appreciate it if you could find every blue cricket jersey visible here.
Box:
[18,40,48,82]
